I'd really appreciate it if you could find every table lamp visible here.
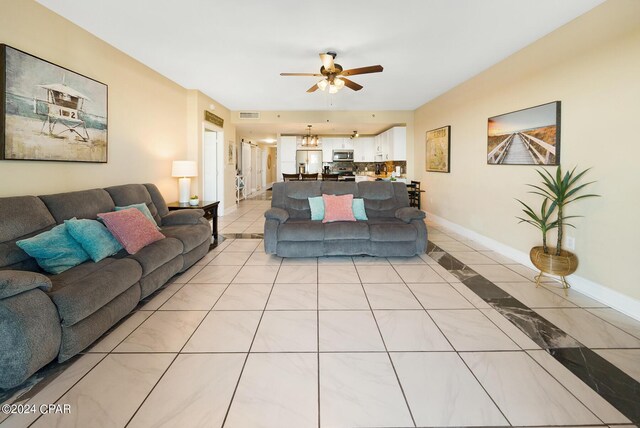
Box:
[172,160,197,203]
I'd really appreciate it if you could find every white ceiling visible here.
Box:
[37,0,603,111]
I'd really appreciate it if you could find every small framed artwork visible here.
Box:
[425,125,450,173]
[1,44,108,163]
[487,101,560,165]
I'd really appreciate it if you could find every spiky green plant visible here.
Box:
[518,166,599,256]
[516,198,558,254]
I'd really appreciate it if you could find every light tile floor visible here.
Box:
[2,194,639,428]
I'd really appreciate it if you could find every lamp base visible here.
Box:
[178,177,191,203]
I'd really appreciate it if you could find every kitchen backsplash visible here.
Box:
[353,161,407,174]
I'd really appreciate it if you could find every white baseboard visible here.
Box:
[427,212,640,321]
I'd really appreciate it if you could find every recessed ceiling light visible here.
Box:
[262,138,277,143]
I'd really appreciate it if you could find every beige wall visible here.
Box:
[186,90,237,212]
[0,0,192,200]
[413,0,640,301]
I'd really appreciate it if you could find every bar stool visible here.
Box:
[321,173,339,181]
[282,173,301,181]
[407,181,423,209]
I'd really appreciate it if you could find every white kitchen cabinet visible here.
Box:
[389,127,407,161]
[373,127,407,161]
[280,136,297,162]
[353,137,375,162]
[321,138,334,162]
[341,138,353,151]
[375,130,391,160]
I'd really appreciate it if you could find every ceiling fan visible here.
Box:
[281,51,383,93]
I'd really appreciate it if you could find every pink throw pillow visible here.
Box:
[98,208,165,254]
[322,194,356,223]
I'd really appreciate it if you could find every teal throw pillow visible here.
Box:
[352,198,368,220]
[115,203,158,227]
[64,218,123,262]
[308,196,325,221]
[16,224,90,274]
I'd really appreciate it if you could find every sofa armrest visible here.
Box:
[395,207,426,224]
[265,208,289,223]
[161,209,204,226]
[0,270,52,300]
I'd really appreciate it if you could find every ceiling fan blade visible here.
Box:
[341,65,384,76]
[280,72,323,76]
[306,83,319,93]
[341,77,363,91]
[319,53,335,71]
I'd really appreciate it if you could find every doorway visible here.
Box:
[202,127,224,211]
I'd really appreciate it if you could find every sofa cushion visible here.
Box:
[324,222,370,240]
[48,258,142,327]
[0,196,56,244]
[143,183,170,220]
[308,196,324,221]
[352,198,368,220]
[16,224,91,274]
[368,222,417,242]
[64,218,123,262]
[125,237,183,276]
[105,184,162,226]
[358,182,410,218]
[276,181,322,219]
[99,209,165,254]
[279,220,324,241]
[0,227,52,272]
[39,189,115,223]
[115,203,159,227]
[322,194,356,223]
[161,220,210,253]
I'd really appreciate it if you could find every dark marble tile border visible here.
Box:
[427,241,640,424]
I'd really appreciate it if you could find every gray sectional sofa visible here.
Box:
[0,183,211,389]
[264,181,427,257]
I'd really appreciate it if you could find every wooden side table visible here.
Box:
[167,200,219,240]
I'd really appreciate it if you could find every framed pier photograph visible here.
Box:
[487,101,560,166]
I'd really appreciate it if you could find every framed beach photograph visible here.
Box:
[425,125,450,173]
[1,45,108,162]
[487,101,560,165]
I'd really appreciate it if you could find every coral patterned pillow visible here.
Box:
[322,194,356,223]
[98,208,165,254]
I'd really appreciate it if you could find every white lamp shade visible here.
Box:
[172,160,197,177]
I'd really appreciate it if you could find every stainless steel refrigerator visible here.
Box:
[296,150,323,174]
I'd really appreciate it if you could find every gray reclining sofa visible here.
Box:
[264,181,427,257]
[0,183,211,389]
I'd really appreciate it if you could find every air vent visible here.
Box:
[239,112,260,119]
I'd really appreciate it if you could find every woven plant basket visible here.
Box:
[530,246,578,276]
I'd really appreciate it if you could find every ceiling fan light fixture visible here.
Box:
[334,78,345,89]
[317,79,328,91]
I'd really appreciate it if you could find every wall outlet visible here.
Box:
[565,236,576,251]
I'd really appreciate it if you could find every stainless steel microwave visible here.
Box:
[333,150,354,162]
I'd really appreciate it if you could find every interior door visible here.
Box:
[242,142,252,195]
[251,145,258,193]
[203,130,217,201]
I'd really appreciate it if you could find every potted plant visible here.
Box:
[189,195,199,206]
[516,166,599,292]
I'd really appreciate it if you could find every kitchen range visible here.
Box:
[330,149,355,181]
